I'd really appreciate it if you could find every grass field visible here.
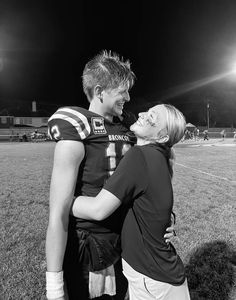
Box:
[0,140,236,300]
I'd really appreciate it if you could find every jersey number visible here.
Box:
[48,125,60,140]
[105,142,131,177]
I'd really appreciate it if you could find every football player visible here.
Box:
[46,50,137,300]
[45,51,174,300]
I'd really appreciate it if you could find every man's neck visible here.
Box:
[89,101,113,122]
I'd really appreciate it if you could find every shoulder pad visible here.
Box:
[48,106,91,141]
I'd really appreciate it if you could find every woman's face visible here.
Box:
[130,105,167,140]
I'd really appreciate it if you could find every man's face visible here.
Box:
[130,105,167,140]
[102,84,130,117]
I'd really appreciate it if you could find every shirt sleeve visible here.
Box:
[104,146,147,205]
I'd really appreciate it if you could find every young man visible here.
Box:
[45,51,174,300]
[72,104,191,300]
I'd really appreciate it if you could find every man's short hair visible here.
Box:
[82,50,136,102]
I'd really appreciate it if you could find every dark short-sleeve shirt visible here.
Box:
[104,144,186,285]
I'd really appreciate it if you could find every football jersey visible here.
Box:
[48,106,136,232]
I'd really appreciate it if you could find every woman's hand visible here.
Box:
[164,226,176,244]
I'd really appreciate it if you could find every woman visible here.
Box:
[72,103,190,300]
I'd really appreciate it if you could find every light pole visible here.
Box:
[207,101,210,129]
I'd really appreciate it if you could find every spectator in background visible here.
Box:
[22,132,28,142]
[193,127,199,141]
[72,104,190,300]
[31,129,38,140]
[233,130,236,142]
[203,129,209,141]
[220,129,226,141]
[16,133,20,141]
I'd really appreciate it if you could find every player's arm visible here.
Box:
[45,140,85,299]
[71,188,121,221]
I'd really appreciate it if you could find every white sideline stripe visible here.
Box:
[176,163,236,184]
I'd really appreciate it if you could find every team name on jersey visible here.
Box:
[108,135,130,141]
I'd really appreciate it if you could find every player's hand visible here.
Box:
[164,226,176,244]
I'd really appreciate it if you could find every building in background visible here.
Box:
[0,101,50,129]
[0,116,14,128]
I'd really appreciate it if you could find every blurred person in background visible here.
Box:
[233,130,236,141]
[203,129,209,141]
[220,129,226,141]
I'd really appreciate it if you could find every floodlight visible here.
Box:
[231,62,236,74]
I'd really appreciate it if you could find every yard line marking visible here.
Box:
[176,163,236,184]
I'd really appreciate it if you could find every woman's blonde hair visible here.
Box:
[162,104,186,147]
[153,104,186,177]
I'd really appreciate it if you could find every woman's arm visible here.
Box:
[72,192,176,245]
[71,189,122,221]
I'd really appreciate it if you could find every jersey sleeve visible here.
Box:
[47,107,91,141]
[104,146,147,205]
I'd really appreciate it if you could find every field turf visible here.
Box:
[0,140,235,299]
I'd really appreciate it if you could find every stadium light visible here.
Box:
[206,101,210,129]
[0,57,3,72]
[231,63,236,74]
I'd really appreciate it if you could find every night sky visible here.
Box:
[1,0,236,125]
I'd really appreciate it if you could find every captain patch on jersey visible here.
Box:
[91,117,107,134]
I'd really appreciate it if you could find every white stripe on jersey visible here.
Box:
[58,108,91,133]
[49,108,91,140]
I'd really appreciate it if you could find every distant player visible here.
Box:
[203,129,209,141]
[193,127,199,141]
[220,129,226,141]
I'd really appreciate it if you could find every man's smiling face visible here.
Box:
[102,83,130,117]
